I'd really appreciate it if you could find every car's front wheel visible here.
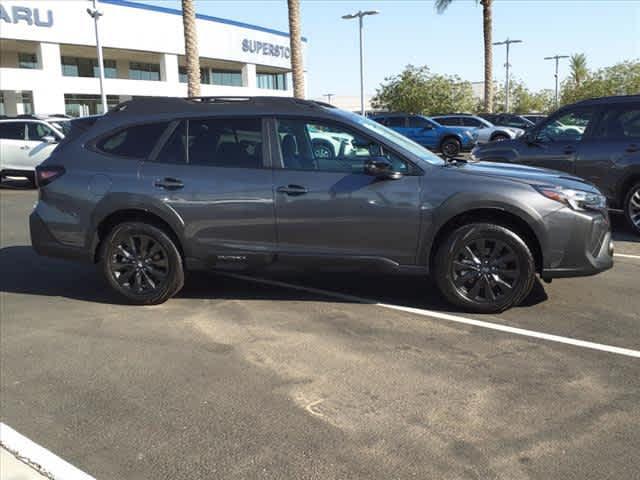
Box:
[624,182,640,235]
[100,221,184,305]
[440,137,461,158]
[433,223,536,313]
[490,133,509,142]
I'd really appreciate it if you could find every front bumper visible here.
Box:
[541,209,614,279]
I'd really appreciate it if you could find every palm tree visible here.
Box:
[436,0,493,112]
[181,0,201,97]
[569,53,588,86]
[287,0,305,98]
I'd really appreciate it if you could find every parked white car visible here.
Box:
[433,114,524,143]
[0,115,68,186]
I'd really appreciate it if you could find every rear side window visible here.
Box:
[0,122,26,140]
[187,118,263,168]
[156,121,187,164]
[435,117,458,126]
[596,106,640,140]
[461,117,483,127]
[408,116,432,128]
[97,122,169,158]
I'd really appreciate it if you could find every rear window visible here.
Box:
[96,122,169,158]
[0,122,26,140]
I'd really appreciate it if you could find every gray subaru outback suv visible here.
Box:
[30,97,613,312]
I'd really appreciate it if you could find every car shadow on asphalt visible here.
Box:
[0,245,548,313]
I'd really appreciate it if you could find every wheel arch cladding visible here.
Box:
[428,208,544,274]
[93,209,184,263]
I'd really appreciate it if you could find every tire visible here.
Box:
[433,223,536,313]
[100,221,184,305]
[440,137,461,158]
[490,133,509,142]
[624,182,640,236]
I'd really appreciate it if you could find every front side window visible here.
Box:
[435,117,458,126]
[96,122,169,158]
[537,108,595,142]
[0,122,26,140]
[187,118,263,168]
[595,106,640,140]
[27,123,56,141]
[277,118,409,174]
[385,117,406,128]
[408,116,433,128]
[462,117,484,127]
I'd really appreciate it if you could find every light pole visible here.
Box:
[544,54,569,109]
[493,38,522,112]
[323,93,335,105]
[342,10,379,116]
[86,0,108,114]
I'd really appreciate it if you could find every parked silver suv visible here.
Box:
[30,97,613,312]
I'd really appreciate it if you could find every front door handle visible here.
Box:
[20,145,30,150]
[277,184,308,196]
[626,144,639,153]
[154,177,184,190]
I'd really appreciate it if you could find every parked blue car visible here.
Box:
[370,113,477,158]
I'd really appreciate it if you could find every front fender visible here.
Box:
[417,190,550,270]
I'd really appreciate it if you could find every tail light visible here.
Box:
[35,165,65,187]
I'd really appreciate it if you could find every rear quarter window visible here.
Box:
[96,122,169,158]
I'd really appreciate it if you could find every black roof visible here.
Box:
[107,96,335,117]
[570,94,640,107]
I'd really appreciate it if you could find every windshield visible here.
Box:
[341,111,444,165]
[50,120,71,136]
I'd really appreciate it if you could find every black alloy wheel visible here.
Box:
[441,138,461,158]
[434,223,536,313]
[624,182,640,235]
[101,222,184,305]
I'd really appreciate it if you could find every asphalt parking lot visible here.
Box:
[1,185,639,480]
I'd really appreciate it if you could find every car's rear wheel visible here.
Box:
[440,137,461,158]
[434,223,536,313]
[100,222,184,305]
[624,182,640,235]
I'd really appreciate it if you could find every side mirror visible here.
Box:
[41,135,57,144]
[364,157,402,180]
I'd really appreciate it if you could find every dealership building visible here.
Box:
[0,0,306,116]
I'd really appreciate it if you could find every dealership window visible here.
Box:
[19,92,34,115]
[64,94,119,117]
[0,92,4,116]
[97,123,170,159]
[212,70,243,87]
[257,72,287,90]
[61,57,116,78]
[18,53,38,69]
[129,62,161,81]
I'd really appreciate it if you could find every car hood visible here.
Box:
[444,161,600,193]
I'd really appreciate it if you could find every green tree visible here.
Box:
[371,65,476,115]
[436,0,494,112]
[493,78,555,113]
[569,53,588,87]
[561,59,640,105]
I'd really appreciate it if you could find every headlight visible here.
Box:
[534,185,606,212]
[471,132,479,140]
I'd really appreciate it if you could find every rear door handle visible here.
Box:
[154,177,184,190]
[276,184,308,196]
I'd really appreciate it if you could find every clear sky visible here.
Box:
[130,0,640,99]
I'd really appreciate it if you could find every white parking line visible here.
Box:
[614,253,640,260]
[0,423,96,480]
[221,273,640,360]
